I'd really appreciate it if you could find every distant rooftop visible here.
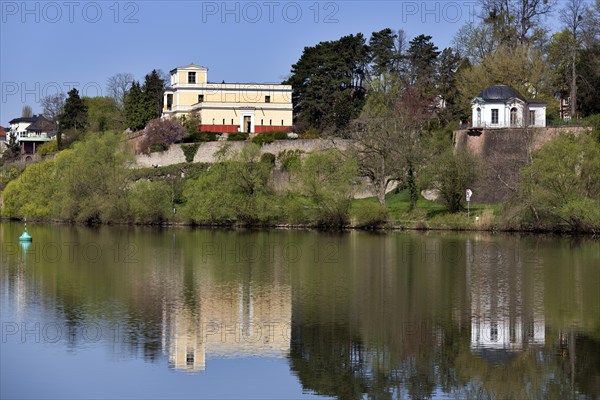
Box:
[9,116,37,124]
[170,64,208,73]
[477,85,526,101]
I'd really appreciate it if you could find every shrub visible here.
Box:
[272,130,288,140]
[128,180,172,224]
[353,202,388,228]
[184,144,279,225]
[512,133,600,232]
[299,128,320,139]
[252,133,274,146]
[587,114,600,142]
[182,143,200,163]
[294,150,358,228]
[428,148,480,212]
[278,149,304,173]
[183,165,234,224]
[1,160,59,219]
[227,132,248,141]
[252,131,289,146]
[179,111,202,136]
[2,132,132,223]
[37,140,58,158]
[282,195,311,225]
[182,131,219,143]
[140,118,187,153]
[260,152,276,166]
[150,144,168,153]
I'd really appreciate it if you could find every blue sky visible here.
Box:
[0,0,556,125]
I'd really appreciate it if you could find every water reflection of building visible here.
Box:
[165,283,291,373]
[466,239,545,361]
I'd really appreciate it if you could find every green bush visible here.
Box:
[150,144,168,153]
[299,129,320,139]
[353,202,388,228]
[227,132,248,141]
[183,144,279,225]
[182,143,200,163]
[37,141,58,158]
[252,131,289,146]
[587,114,600,142]
[427,148,480,212]
[272,131,288,140]
[278,149,304,173]
[1,160,59,219]
[182,131,219,142]
[260,152,276,166]
[511,133,600,232]
[252,134,274,146]
[128,180,172,224]
[2,132,132,224]
[282,195,311,225]
[294,150,358,228]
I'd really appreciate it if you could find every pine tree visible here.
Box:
[124,81,146,131]
[142,69,165,120]
[58,88,88,148]
[285,33,368,132]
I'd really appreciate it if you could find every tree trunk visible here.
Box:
[407,163,418,210]
[376,180,387,206]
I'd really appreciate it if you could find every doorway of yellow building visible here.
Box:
[244,116,251,133]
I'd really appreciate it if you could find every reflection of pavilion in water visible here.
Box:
[466,239,544,361]
[163,282,291,373]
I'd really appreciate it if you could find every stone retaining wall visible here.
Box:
[454,126,591,203]
[135,139,351,167]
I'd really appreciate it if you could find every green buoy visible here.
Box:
[19,218,32,242]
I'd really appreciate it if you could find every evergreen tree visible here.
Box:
[367,28,404,91]
[124,81,146,131]
[123,70,165,130]
[142,69,166,120]
[285,33,369,133]
[437,48,465,122]
[59,88,88,148]
[407,35,440,100]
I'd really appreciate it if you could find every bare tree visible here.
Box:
[452,21,498,63]
[479,0,554,46]
[41,92,66,131]
[516,0,555,45]
[21,105,33,118]
[106,73,134,109]
[582,0,600,48]
[351,87,429,208]
[560,0,588,119]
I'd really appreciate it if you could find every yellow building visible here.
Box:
[162,64,293,134]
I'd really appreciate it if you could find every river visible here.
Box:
[1,222,598,399]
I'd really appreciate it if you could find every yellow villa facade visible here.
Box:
[162,64,293,134]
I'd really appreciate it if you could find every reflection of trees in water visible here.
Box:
[2,224,599,398]
[287,232,600,399]
[289,304,600,399]
[289,323,371,400]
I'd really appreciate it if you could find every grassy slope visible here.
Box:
[352,190,502,230]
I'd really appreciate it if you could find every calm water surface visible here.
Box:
[0,223,598,399]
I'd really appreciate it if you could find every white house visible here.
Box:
[471,85,546,128]
[5,115,55,159]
